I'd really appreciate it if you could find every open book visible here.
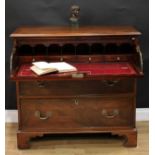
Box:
[30,61,77,76]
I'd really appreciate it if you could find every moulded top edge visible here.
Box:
[10,26,141,38]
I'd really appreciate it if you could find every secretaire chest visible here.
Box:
[10,26,143,149]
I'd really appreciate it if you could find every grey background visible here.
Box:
[5,0,149,109]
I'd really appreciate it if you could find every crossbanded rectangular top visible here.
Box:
[10,26,141,38]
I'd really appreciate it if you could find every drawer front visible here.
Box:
[20,96,135,131]
[19,79,135,96]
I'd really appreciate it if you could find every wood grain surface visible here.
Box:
[10,26,141,38]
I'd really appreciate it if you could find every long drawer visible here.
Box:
[20,96,135,131]
[19,79,135,96]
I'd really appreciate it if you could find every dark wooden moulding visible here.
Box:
[10,26,143,149]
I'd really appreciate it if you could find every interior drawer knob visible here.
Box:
[60,57,63,61]
[74,99,79,105]
[102,109,119,118]
[34,111,52,120]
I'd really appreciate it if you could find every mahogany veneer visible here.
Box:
[10,26,143,149]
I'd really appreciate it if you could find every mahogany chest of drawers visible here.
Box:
[10,26,143,149]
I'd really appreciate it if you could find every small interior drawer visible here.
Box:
[20,96,135,131]
[19,79,135,96]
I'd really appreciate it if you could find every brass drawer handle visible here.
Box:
[102,109,119,119]
[37,81,46,88]
[102,80,119,87]
[34,111,52,120]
